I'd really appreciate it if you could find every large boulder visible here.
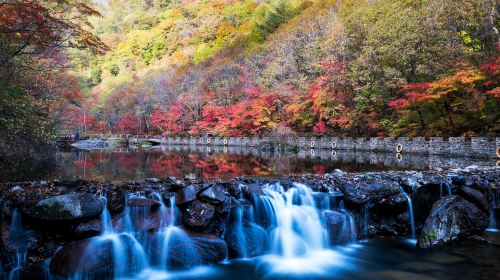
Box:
[106,189,125,214]
[323,210,356,244]
[418,195,488,248]
[411,182,456,226]
[169,234,228,266]
[457,186,490,215]
[199,185,226,204]
[343,181,401,204]
[28,193,104,221]
[147,231,228,267]
[49,235,146,278]
[225,222,267,258]
[176,185,203,205]
[183,200,215,228]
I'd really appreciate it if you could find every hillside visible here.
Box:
[1,0,499,157]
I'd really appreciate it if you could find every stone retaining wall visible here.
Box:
[159,137,499,158]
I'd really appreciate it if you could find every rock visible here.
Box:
[242,184,265,199]
[183,200,215,228]
[176,185,202,205]
[127,197,160,209]
[312,192,343,209]
[343,181,400,204]
[169,233,228,267]
[225,222,267,258]
[333,169,346,176]
[28,193,104,221]
[227,183,243,199]
[10,185,22,192]
[411,184,443,225]
[145,178,160,183]
[106,190,125,214]
[449,175,466,186]
[74,219,102,237]
[458,186,490,215]
[199,185,226,204]
[402,172,423,191]
[323,210,356,244]
[418,195,488,248]
[165,177,185,190]
[49,235,145,277]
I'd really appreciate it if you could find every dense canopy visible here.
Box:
[1,0,499,156]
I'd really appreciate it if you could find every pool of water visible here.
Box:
[0,146,496,182]
[126,234,500,280]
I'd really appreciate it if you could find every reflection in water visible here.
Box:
[0,146,496,182]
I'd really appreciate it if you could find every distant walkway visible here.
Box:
[58,134,500,159]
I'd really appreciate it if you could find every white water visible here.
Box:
[487,191,499,232]
[7,210,28,280]
[400,187,416,240]
[70,182,360,279]
[73,193,198,279]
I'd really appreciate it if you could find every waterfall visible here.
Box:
[152,193,196,269]
[7,210,28,280]
[73,196,148,279]
[400,187,416,240]
[439,182,452,197]
[487,191,499,231]
[255,182,326,258]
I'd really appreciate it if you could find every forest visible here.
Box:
[1,0,499,156]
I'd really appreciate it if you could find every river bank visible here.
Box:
[1,166,498,279]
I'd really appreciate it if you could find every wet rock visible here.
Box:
[28,193,104,221]
[343,181,400,204]
[49,235,145,277]
[323,210,356,244]
[378,193,408,213]
[164,176,185,190]
[418,195,488,248]
[176,185,203,205]
[242,184,265,199]
[10,185,22,192]
[312,192,343,210]
[127,197,160,209]
[199,185,226,204]
[401,172,423,191]
[183,200,215,228]
[106,190,125,214]
[74,219,102,237]
[449,175,466,186]
[458,186,489,215]
[225,223,267,258]
[411,184,443,225]
[169,234,228,267]
[227,183,243,198]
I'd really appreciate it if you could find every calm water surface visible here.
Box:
[1,146,496,182]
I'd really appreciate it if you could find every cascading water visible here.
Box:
[6,209,28,280]
[259,182,325,257]
[68,182,362,279]
[400,187,416,240]
[487,191,499,232]
[73,196,148,279]
[151,193,196,269]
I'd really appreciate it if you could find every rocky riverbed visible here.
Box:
[0,166,498,279]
